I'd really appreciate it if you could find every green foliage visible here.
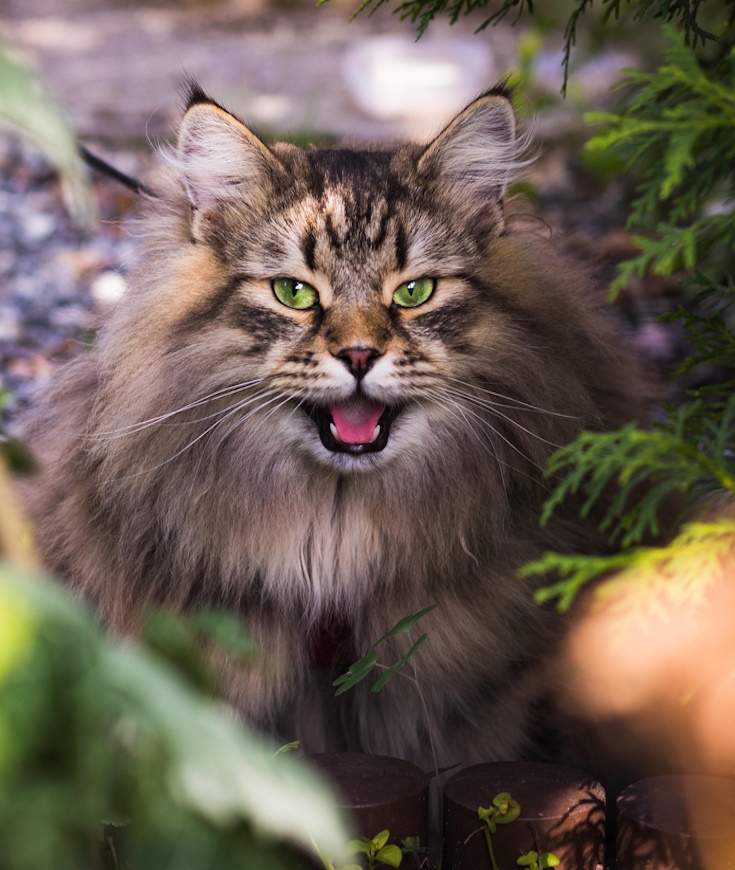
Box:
[540,397,735,548]
[517,850,561,870]
[318,829,405,870]
[585,30,735,294]
[344,830,403,869]
[474,793,560,870]
[526,518,735,611]
[0,43,93,226]
[333,605,436,696]
[478,793,521,833]
[529,24,735,608]
[0,563,350,870]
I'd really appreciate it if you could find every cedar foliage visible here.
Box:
[528,22,735,607]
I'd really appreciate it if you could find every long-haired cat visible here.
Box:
[22,84,645,772]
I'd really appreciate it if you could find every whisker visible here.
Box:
[440,376,578,418]
[419,390,510,484]
[84,378,269,440]
[104,389,284,481]
[209,389,293,453]
[437,385,564,449]
[424,387,546,474]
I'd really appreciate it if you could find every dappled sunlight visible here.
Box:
[558,523,735,778]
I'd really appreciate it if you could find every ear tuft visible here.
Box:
[418,91,523,204]
[175,98,283,210]
[182,78,226,113]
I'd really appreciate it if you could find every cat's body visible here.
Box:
[22,86,645,772]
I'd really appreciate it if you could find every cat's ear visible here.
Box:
[176,87,283,210]
[417,89,517,204]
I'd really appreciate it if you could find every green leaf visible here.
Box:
[374,605,437,646]
[371,634,428,693]
[372,830,390,851]
[376,843,403,867]
[345,839,372,856]
[333,652,379,695]
[540,853,561,868]
[0,564,353,864]
[494,799,521,825]
[0,43,93,226]
[273,741,300,757]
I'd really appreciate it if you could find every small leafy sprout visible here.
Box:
[343,830,403,869]
[517,850,561,870]
[479,792,521,833]
[332,605,440,780]
[476,793,521,870]
[333,605,437,696]
[401,836,422,853]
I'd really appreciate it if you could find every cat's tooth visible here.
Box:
[330,422,339,440]
[370,425,380,443]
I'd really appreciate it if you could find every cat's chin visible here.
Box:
[304,403,402,456]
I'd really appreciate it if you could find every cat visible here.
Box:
[21,82,646,774]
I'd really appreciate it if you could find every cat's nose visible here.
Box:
[335,346,381,379]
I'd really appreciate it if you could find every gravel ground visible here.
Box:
[0,136,143,425]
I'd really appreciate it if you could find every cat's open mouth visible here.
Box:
[306,397,401,455]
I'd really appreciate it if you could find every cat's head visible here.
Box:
[120,86,565,480]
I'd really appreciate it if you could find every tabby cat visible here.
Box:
[23,84,645,772]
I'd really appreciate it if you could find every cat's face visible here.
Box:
[162,88,520,473]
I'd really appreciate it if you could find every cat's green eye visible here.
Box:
[392,278,435,308]
[272,278,319,310]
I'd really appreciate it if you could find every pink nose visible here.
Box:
[336,346,381,378]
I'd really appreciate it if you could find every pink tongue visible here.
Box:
[330,398,385,444]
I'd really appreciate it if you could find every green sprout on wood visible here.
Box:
[317,830,404,870]
[467,793,561,870]
[517,850,561,870]
[477,793,521,870]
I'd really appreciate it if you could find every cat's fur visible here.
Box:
[22,85,645,771]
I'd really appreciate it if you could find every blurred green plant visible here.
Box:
[0,42,93,226]
[0,562,350,870]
